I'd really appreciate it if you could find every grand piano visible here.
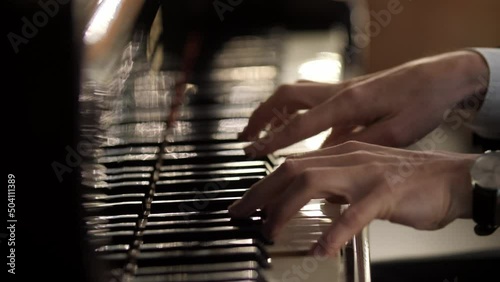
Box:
[6,0,371,281]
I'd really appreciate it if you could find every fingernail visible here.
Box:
[312,244,327,257]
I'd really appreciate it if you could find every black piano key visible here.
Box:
[83,187,247,204]
[85,214,139,226]
[159,161,269,172]
[99,146,159,157]
[81,181,150,193]
[164,142,250,153]
[162,150,251,165]
[98,155,159,168]
[96,239,266,255]
[98,142,253,158]
[147,210,264,223]
[135,261,260,275]
[176,105,255,121]
[139,247,268,268]
[170,119,249,134]
[81,177,261,205]
[83,192,148,202]
[87,231,136,245]
[88,221,137,232]
[99,246,269,269]
[81,165,154,179]
[82,162,268,184]
[89,213,261,233]
[86,188,246,203]
[157,168,267,180]
[98,151,255,167]
[141,226,270,245]
[155,176,262,192]
[99,173,152,182]
[151,197,240,213]
[147,216,260,230]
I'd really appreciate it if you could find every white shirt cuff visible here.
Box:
[467,48,500,139]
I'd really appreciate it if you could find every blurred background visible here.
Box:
[365,0,500,72]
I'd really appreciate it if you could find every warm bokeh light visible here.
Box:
[298,52,342,83]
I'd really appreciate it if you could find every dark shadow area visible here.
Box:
[372,251,500,282]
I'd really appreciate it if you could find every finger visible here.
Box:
[239,83,338,140]
[311,192,387,256]
[244,88,384,157]
[262,168,355,239]
[229,150,389,218]
[228,160,298,218]
[228,155,354,218]
[268,112,297,132]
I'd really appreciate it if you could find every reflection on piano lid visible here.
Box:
[74,0,371,281]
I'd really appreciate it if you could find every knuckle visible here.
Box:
[297,169,316,189]
[275,84,294,98]
[252,102,267,118]
[366,162,391,188]
[279,115,303,138]
[338,140,364,152]
[279,159,299,177]
[341,86,365,105]
[292,113,307,128]
[383,124,404,146]
[339,208,363,230]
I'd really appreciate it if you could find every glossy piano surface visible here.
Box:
[73,0,371,281]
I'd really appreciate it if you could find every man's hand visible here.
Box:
[239,51,488,157]
[229,141,479,256]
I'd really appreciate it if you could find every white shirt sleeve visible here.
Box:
[466,48,500,139]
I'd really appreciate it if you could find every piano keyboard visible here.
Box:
[79,22,361,281]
